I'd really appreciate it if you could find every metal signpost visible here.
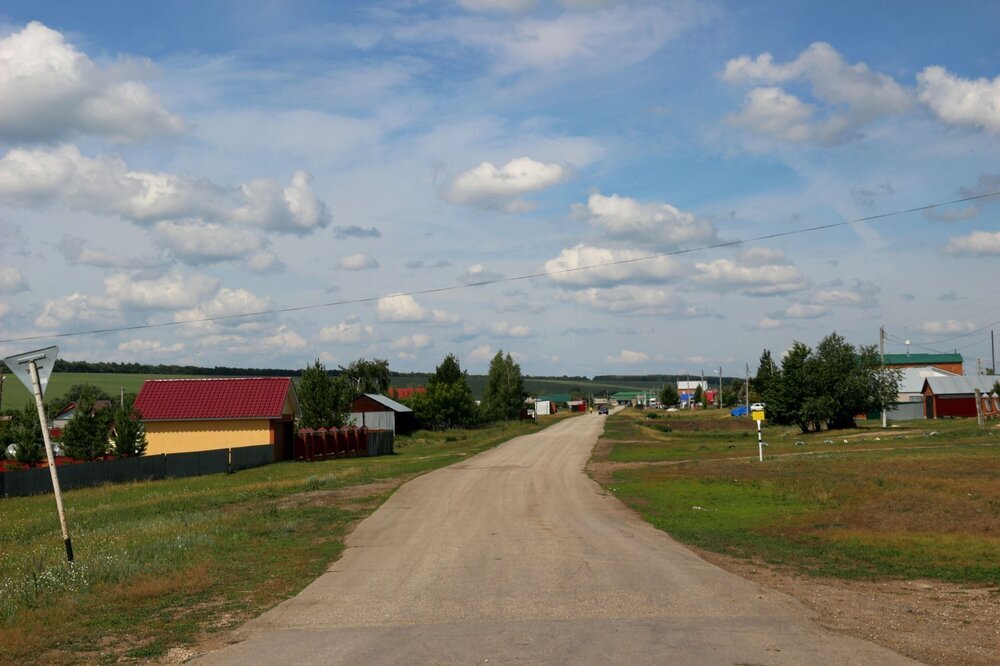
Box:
[751,408,765,461]
[3,346,74,562]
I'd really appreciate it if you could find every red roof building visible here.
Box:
[134,378,300,457]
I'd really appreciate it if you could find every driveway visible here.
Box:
[194,413,913,664]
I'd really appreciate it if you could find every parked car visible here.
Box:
[750,402,766,412]
[730,405,748,417]
[598,404,609,415]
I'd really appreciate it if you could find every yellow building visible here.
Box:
[134,377,300,458]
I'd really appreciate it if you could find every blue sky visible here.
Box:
[0,0,998,377]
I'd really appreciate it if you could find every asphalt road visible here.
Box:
[194,412,914,665]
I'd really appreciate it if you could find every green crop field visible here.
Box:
[0,372,198,411]
[591,409,1000,583]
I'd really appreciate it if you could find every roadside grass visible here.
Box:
[594,409,1000,584]
[0,415,572,664]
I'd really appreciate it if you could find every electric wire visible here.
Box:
[1,189,998,346]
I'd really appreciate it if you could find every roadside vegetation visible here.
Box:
[0,414,574,663]
[591,408,1000,584]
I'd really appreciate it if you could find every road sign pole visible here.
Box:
[757,419,763,462]
[25,359,74,563]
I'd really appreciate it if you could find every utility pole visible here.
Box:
[992,329,996,374]
[718,366,722,408]
[745,362,750,410]
[880,325,887,428]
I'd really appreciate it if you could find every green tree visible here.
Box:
[61,392,109,460]
[659,383,680,407]
[8,402,44,466]
[480,351,527,422]
[57,383,111,408]
[111,394,147,457]
[340,358,391,395]
[298,359,349,429]
[753,349,778,402]
[410,354,477,429]
[766,333,902,433]
[692,384,703,407]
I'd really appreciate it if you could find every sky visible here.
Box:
[0,0,998,378]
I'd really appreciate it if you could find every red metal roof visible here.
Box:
[134,377,294,421]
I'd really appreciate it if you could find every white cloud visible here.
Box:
[117,339,185,356]
[261,324,307,349]
[606,349,649,365]
[580,193,717,249]
[436,4,703,76]
[0,21,185,142]
[433,309,463,325]
[558,285,693,316]
[0,146,329,235]
[940,230,1000,256]
[58,237,165,270]
[242,250,283,274]
[693,251,805,296]
[543,244,681,288]
[491,321,533,337]
[918,320,976,335]
[230,170,331,234]
[812,280,879,308]
[758,318,783,330]
[918,66,1000,134]
[0,266,28,293]
[468,344,495,363]
[459,264,503,284]
[376,293,428,322]
[104,271,218,310]
[336,253,380,270]
[391,333,433,350]
[443,157,570,211]
[154,221,263,264]
[0,303,9,317]
[35,292,120,329]
[173,288,273,333]
[317,317,375,343]
[458,0,536,12]
[722,42,910,144]
[777,304,829,319]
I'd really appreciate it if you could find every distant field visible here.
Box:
[0,373,200,411]
[0,371,670,411]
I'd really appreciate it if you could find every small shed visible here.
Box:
[349,393,415,435]
[921,376,998,418]
[134,377,300,458]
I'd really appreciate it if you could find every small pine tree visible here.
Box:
[111,394,147,457]
[61,393,109,461]
[10,402,44,466]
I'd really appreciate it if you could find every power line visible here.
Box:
[2,189,998,346]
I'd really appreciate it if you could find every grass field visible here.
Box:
[0,413,575,663]
[0,373,196,411]
[592,408,1000,584]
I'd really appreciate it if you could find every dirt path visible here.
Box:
[190,413,913,664]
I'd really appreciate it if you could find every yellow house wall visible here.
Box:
[145,419,272,454]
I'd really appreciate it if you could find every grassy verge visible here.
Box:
[592,408,1000,584]
[0,414,572,663]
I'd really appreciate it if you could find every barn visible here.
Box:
[349,393,415,435]
[921,376,998,419]
[134,377,300,458]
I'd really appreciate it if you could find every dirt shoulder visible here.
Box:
[587,437,1000,666]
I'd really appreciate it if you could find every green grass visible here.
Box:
[0,415,573,663]
[595,409,1000,584]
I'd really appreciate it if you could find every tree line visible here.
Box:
[298,352,527,431]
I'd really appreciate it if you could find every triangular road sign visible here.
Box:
[3,346,59,397]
